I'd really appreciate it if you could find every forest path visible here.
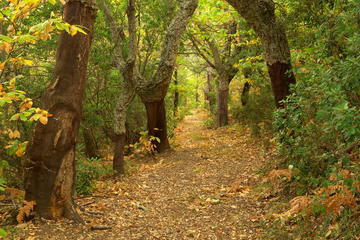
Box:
[19,109,269,240]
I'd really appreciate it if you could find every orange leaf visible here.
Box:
[39,115,48,125]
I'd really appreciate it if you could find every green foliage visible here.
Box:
[75,157,114,196]
[274,44,360,187]
[230,68,275,137]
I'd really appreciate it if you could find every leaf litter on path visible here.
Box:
[14,109,269,240]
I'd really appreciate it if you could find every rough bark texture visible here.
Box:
[144,100,170,152]
[137,0,198,152]
[224,0,296,107]
[217,82,230,127]
[112,133,126,174]
[24,0,96,221]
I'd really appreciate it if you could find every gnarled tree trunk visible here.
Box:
[225,0,296,107]
[24,0,96,221]
[137,0,198,152]
[98,0,137,174]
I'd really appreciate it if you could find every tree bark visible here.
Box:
[217,81,230,127]
[224,0,296,107]
[112,133,126,174]
[144,100,170,152]
[24,0,96,221]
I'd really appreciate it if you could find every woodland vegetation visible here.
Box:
[0,0,359,239]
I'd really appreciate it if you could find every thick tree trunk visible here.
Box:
[82,127,99,159]
[112,133,126,174]
[217,85,229,127]
[224,0,296,107]
[24,0,96,221]
[267,62,295,106]
[144,100,170,152]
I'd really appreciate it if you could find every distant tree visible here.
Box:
[190,20,241,126]
[24,0,97,221]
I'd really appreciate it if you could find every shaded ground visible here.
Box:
[14,110,270,240]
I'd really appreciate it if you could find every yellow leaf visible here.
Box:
[23,59,34,66]
[0,62,5,70]
[9,130,21,139]
[69,25,77,36]
[39,115,48,125]
[16,148,25,157]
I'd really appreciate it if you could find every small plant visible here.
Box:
[75,157,114,196]
[129,131,160,155]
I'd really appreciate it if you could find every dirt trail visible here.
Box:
[17,110,269,240]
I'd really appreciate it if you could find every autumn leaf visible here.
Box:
[8,129,21,139]
[39,115,48,125]
[17,200,36,224]
[0,42,12,53]
[69,25,78,36]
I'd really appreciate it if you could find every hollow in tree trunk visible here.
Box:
[24,0,96,221]
[144,99,170,152]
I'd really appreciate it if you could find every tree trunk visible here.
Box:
[137,0,198,151]
[24,0,96,221]
[217,78,230,127]
[98,0,137,174]
[267,62,295,107]
[82,127,99,159]
[112,133,126,174]
[144,100,170,152]
[173,70,179,117]
[224,0,296,107]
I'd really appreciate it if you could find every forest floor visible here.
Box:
[14,109,274,240]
